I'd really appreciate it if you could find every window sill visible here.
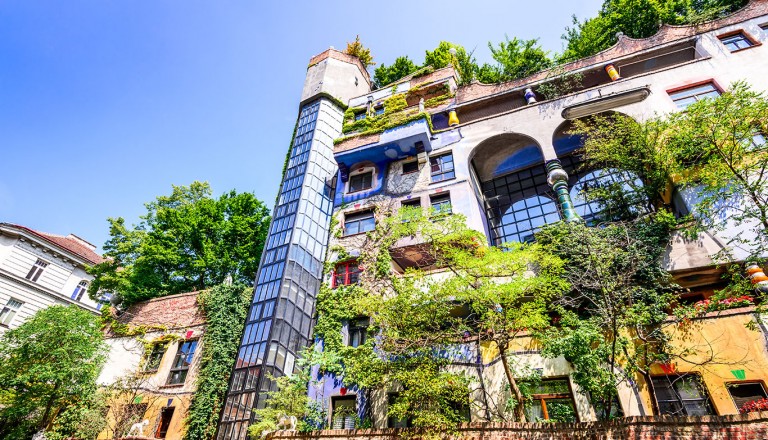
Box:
[341,231,374,238]
[430,177,456,185]
[160,383,185,389]
[346,188,373,195]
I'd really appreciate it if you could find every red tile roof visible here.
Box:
[111,291,206,335]
[0,223,106,265]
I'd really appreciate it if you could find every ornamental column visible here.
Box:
[546,159,582,222]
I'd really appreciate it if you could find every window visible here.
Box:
[430,193,452,216]
[750,133,767,151]
[348,317,369,347]
[652,374,714,416]
[155,406,175,438]
[430,153,455,182]
[718,32,754,52]
[668,82,720,109]
[96,293,113,311]
[145,344,167,372]
[0,299,23,327]
[71,280,88,301]
[348,171,373,193]
[343,210,375,236]
[387,393,411,428]
[374,106,385,116]
[331,396,356,429]
[523,379,577,422]
[354,112,366,121]
[333,261,360,288]
[761,23,768,32]
[400,198,421,222]
[728,382,768,412]
[167,340,198,385]
[25,259,48,282]
[402,160,419,174]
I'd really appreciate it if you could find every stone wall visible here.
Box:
[266,413,768,440]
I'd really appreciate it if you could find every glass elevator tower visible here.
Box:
[216,50,370,440]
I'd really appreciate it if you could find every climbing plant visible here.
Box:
[184,283,252,440]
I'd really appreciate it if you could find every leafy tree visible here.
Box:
[373,56,419,87]
[535,215,677,418]
[486,36,553,83]
[571,83,768,262]
[560,0,747,61]
[344,35,375,69]
[0,305,107,440]
[184,283,252,440]
[424,41,478,85]
[88,181,270,305]
[664,82,768,260]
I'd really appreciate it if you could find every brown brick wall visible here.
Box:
[266,413,768,440]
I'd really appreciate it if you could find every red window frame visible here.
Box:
[333,260,360,288]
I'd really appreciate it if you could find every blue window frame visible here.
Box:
[71,280,88,301]
[344,210,375,236]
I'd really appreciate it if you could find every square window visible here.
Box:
[331,396,357,429]
[343,210,375,236]
[348,172,373,193]
[718,32,754,52]
[333,260,361,287]
[728,382,768,412]
[402,160,419,174]
[0,298,23,327]
[354,112,366,121]
[668,82,721,109]
[429,153,455,183]
[430,193,452,216]
[522,378,577,423]
[652,374,714,416]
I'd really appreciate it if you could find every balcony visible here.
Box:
[335,117,434,182]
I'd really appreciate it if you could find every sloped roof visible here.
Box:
[0,222,106,265]
[111,291,206,335]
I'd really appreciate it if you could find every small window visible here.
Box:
[750,133,767,151]
[761,23,768,31]
[728,382,768,412]
[718,32,754,52]
[96,292,113,311]
[430,193,452,216]
[331,396,357,429]
[401,198,421,209]
[354,112,366,121]
[400,198,421,222]
[145,344,167,372]
[167,340,198,385]
[348,172,373,193]
[652,374,714,416]
[333,261,361,288]
[374,106,385,116]
[0,299,23,327]
[71,280,88,301]
[430,153,455,182]
[387,393,411,428]
[348,317,369,347]
[668,82,721,109]
[522,378,577,422]
[402,160,419,174]
[155,406,175,439]
[343,210,375,236]
[25,259,48,282]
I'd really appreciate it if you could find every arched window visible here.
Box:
[71,280,88,301]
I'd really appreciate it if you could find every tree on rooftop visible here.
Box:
[424,41,478,86]
[485,36,553,83]
[560,0,747,61]
[0,305,107,440]
[344,35,375,69]
[373,56,419,87]
[88,181,270,305]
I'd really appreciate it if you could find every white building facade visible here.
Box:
[0,222,105,330]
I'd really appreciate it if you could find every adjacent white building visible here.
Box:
[0,222,106,330]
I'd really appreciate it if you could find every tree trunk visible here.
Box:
[39,382,60,430]
[498,342,526,422]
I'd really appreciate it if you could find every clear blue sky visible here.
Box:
[0,0,602,251]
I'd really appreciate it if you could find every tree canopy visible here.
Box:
[0,306,107,440]
[373,56,419,87]
[88,181,270,305]
[344,35,375,69]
